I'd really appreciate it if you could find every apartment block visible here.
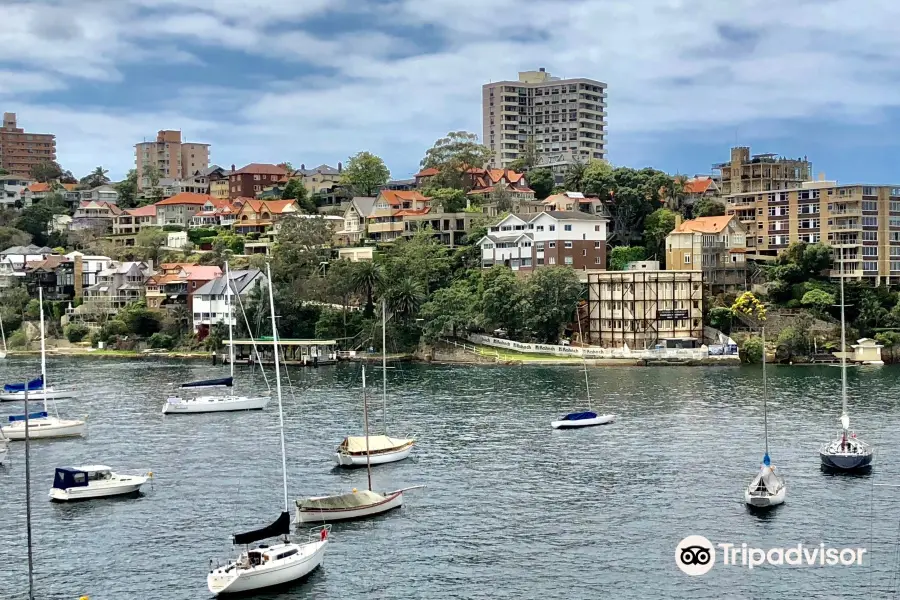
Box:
[0,113,56,177]
[587,269,704,349]
[135,130,210,190]
[726,180,900,284]
[482,68,607,178]
[713,146,811,196]
[665,214,750,292]
[228,163,287,199]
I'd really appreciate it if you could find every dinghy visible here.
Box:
[49,465,151,501]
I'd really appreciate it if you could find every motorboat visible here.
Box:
[744,458,786,508]
[49,465,151,501]
[3,411,85,440]
[334,435,414,467]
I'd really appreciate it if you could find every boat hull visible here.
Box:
[207,540,327,595]
[1,417,85,440]
[744,485,785,508]
[820,451,873,471]
[49,477,147,501]
[334,444,413,467]
[551,414,616,429]
[162,395,268,414]
[0,444,7,465]
[0,388,75,402]
[295,491,403,524]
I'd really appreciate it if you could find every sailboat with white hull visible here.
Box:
[335,300,414,467]
[164,262,269,415]
[820,248,873,471]
[744,327,785,508]
[0,310,7,360]
[1,288,84,440]
[552,301,615,429]
[207,264,329,596]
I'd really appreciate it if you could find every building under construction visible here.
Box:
[713,146,812,197]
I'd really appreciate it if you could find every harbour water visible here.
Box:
[1,358,900,599]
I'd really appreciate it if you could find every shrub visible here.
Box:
[162,224,185,232]
[740,335,763,364]
[64,323,90,343]
[187,227,218,244]
[148,332,176,350]
[99,319,130,342]
[8,329,30,350]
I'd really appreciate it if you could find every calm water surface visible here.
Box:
[1,358,900,599]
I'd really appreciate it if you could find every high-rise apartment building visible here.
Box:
[0,112,57,177]
[726,179,900,284]
[482,68,607,180]
[135,130,210,190]
[713,146,812,196]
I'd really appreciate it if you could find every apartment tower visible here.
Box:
[482,68,607,180]
[135,130,210,190]
[0,112,57,177]
[713,146,812,196]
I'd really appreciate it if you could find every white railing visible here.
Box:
[467,334,729,360]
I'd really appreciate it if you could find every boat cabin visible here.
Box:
[52,465,112,489]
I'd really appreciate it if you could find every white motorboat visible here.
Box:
[49,465,151,501]
[820,251,874,471]
[552,302,615,429]
[207,264,330,596]
[334,435,414,467]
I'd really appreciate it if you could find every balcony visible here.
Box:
[830,209,861,217]
[831,221,862,231]
[831,239,861,248]
[368,222,404,234]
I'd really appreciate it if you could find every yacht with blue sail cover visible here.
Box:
[49,465,151,501]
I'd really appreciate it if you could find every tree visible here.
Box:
[281,178,313,212]
[115,169,139,209]
[382,229,451,295]
[523,267,583,343]
[527,168,554,200]
[875,331,900,364]
[481,267,527,337]
[708,307,734,334]
[419,277,482,340]
[0,226,31,249]
[270,215,333,288]
[776,325,810,363]
[340,151,390,197]
[608,246,647,270]
[15,204,53,245]
[506,137,538,173]
[731,291,766,326]
[135,228,168,265]
[80,166,110,189]
[420,131,493,190]
[30,160,64,183]
[693,197,725,217]
[563,161,589,193]
[384,277,425,320]
[490,184,513,213]
[148,332,176,349]
[119,304,163,337]
[0,168,7,176]
[801,289,835,318]
[64,323,90,343]
[426,188,467,213]
[643,208,677,261]
[349,260,384,318]
[583,165,671,246]
[769,242,833,284]
[740,335,764,364]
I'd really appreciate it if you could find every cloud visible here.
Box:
[2,0,900,181]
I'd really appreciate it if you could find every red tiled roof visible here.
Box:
[414,168,439,178]
[62,183,77,192]
[394,208,431,217]
[239,199,297,215]
[28,183,50,193]
[184,265,222,281]
[232,163,288,176]
[673,215,734,234]
[125,204,157,217]
[379,190,429,206]
[683,176,715,195]
[77,200,123,215]
[156,192,215,206]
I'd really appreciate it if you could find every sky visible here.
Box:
[2,0,900,183]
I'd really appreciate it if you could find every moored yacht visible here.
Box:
[49,465,151,501]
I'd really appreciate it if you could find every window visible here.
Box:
[862,246,878,257]
[254,185,261,192]
[253,174,260,181]
[891,247,900,258]
[892,201,900,212]
[595,225,601,231]
[549,242,556,248]
[863,231,878,241]
[863,261,878,271]
[891,217,900,228]
[549,257,556,264]
[863,187,876,196]
[684,255,691,264]
[536,242,544,250]
[564,241,573,248]
[582,249,587,256]
[594,241,601,248]
[537,258,545,265]
[595,257,603,264]
[549,225,556,231]
[564,224,572,231]
[863,217,877,227]
[564,256,573,265]
[863,201,878,211]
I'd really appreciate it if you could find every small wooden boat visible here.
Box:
[334,435,414,466]
[296,489,404,524]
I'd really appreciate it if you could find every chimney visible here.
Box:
[338,162,343,173]
[301,163,305,170]
[73,255,83,299]
[539,67,545,72]
[675,214,683,229]
[231,164,235,172]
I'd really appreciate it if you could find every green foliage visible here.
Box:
[349,260,384,317]
[64,323,90,343]
[15,203,54,245]
[204,323,226,352]
[382,229,451,296]
[135,228,168,264]
[340,151,391,197]
[608,246,647,270]
[425,187,468,213]
[281,178,313,213]
[80,166,110,189]
[383,277,425,320]
[527,168,554,200]
[0,226,31,250]
[115,169,139,209]
[769,242,832,284]
[420,131,493,190]
[800,289,835,317]
[8,328,30,350]
[99,320,129,342]
[875,331,900,364]
[693,197,726,217]
[481,267,527,337]
[25,299,40,320]
[583,163,672,245]
[419,275,482,340]
[740,335,763,364]
[118,304,163,337]
[148,332,176,350]
[29,160,64,183]
[271,215,333,287]
[162,224,184,232]
[643,208,677,261]
[563,161,588,193]
[523,267,582,343]
[776,326,810,362]
[708,307,734,334]
[314,308,370,345]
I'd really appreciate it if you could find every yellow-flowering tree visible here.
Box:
[731,291,766,326]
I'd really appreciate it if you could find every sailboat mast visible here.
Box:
[265,264,289,513]
[225,261,234,380]
[839,246,848,424]
[363,366,372,491]
[0,308,7,354]
[577,302,591,410]
[382,299,388,435]
[762,326,769,458]
[24,385,34,600]
[38,287,48,413]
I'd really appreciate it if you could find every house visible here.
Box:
[232,199,299,235]
[296,163,342,195]
[145,263,221,311]
[403,208,480,248]
[80,261,153,317]
[192,268,264,337]
[382,178,416,191]
[478,211,608,273]
[207,167,230,200]
[665,214,749,292]
[185,165,226,196]
[190,198,239,228]
[49,214,73,233]
[413,167,440,188]
[77,185,119,204]
[228,163,288,199]
[367,190,430,242]
[0,175,30,207]
[154,192,215,227]
[22,181,77,205]
[71,200,123,232]
[542,191,605,215]
[336,197,377,245]
[847,338,884,365]
[112,204,158,236]
[0,245,55,269]
[244,214,341,255]
[467,168,535,201]
[682,176,721,205]
[337,247,374,262]
[23,255,75,301]
[66,252,114,296]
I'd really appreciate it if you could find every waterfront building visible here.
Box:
[665,214,750,292]
[192,268,264,337]
[587,268,704,349]
[367,190,430,243]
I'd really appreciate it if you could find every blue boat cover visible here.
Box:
[181,376,233,389]
[8,411,48,423]
[4,375,44,393]
[562,411,598,421]
[53,467,89,490]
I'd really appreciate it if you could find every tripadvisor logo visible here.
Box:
[675,536,867,575]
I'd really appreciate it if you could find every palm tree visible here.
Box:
[563,161,588,192]
[385,278,425,320]
[350,260,383,318]
[170,304,192,338]
[91,166,110,186]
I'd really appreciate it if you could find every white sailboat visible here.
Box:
[207,264,330,596]
[820,248,873,471]
[297,366,422,524]
[335,299,414,467]
[552,302,615,429]
[744,326,785,508]
[0,310,7,359]
[163,262,269,414]
[1,288,84,440]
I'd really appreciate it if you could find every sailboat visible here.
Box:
[744,326,785,508]
[0,427,8,464]
[334,300,414,467]
[0,310,7,359]
[163,262,269,414]
[207,264,330,596]
[552,301,616,429]
[296,365,422,523]
[819,248,873,471]
[1,288,85,440]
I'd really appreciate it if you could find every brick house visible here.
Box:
[228,163,288,199]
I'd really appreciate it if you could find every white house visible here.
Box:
[192,268,264,335]
[66,252,114,289]
[337,197,376,245]
[0,175,30,208]
[1,245,55,269]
